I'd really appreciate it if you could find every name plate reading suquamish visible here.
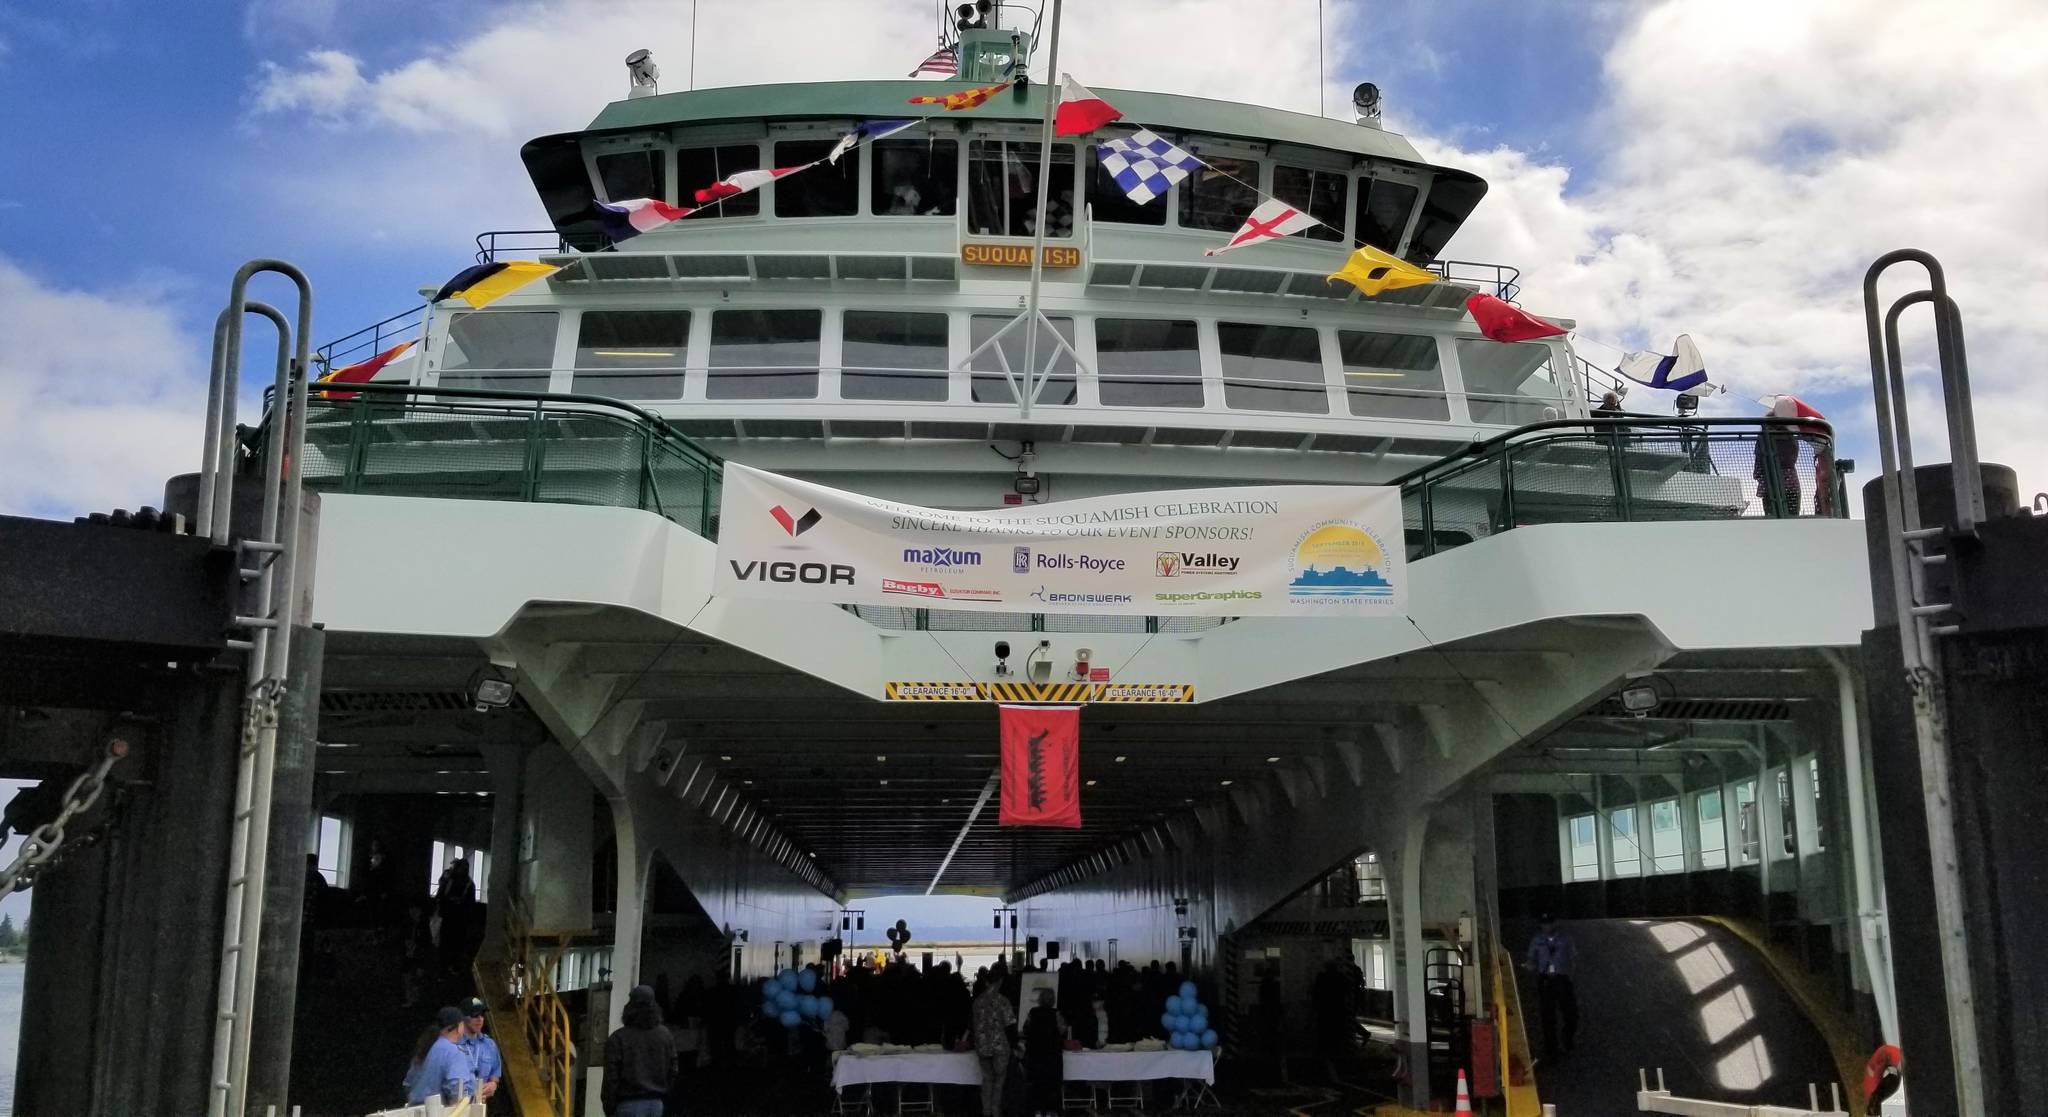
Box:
[961,244,1082,268]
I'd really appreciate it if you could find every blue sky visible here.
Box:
[5,0,2045,523]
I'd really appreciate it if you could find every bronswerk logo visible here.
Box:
[769,505,821,537]
[1287,521,1395,602]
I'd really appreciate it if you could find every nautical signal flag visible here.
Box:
[828,119,918,164]
[1206,198,1321,256]
[1054,76,1123,136]
[315,339,413,400]
[1327,245,1439,297]
[1617,334,1719,395]
[1095,128,1201,205]
[694,166,808,206]
[596,197,693,243]
[431,260,560,309]
[998,705,1082,828]
[1465,293,1567,342]
[909,79,1012,112]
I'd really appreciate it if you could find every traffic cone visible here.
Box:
[1455,1069,1472,1113]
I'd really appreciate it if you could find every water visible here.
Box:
[0,962,20,1116]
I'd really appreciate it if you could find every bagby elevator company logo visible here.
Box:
[1286,520,1395,604]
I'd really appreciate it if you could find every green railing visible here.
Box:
[1391,416,1848,560]
[299,382,723,538]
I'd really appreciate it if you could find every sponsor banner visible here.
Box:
[714,464,1406,617]
[884,681,1194,703]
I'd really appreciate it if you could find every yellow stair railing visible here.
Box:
[1491,918,1541,1117]
[474,902,577,1117]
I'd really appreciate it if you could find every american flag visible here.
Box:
[908,44,958,77]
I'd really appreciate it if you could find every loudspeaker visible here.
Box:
[1046,940,1061,959]
[1026,935,1040,954]
[821,937,843,960]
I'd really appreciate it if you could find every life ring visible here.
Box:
[1862,1044,1903,1114]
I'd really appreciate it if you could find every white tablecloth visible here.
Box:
[831,1052,983,1089]
[1062,1049,1216,1085]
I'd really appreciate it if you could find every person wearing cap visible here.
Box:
[402,1005,473,1107]
[459,997,503,1101]
[603,984,675,1117]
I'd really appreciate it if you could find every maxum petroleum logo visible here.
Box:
[901,546,982,569]
[1154,551,1241,577]
[769,504,821,537]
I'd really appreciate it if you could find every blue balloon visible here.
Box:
[760,1002,779,1019]
[776,989,797,1010]
[779,1009,801,1028]
[1201,1029,1218,1049]
[816,995,835,1017]
[778,969,799,990]
[797,968,819,993]
[798,995,820,1018]
[1179,981,1197,1000]
[1190,1012,1209,1033]
[1159,1012,1175,1032]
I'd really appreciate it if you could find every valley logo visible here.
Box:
[1155,551,1241,577]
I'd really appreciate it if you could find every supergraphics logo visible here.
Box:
[769,505,821,537]
[1287,520,1395,605]
[901,546,982,569]
[1029,585,1133,605]
[1153,589,1263,604]
[1154,551,1240,577]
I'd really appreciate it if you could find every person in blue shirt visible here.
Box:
[403,1006,474,1107]
[1522,915,1579,1064]
[458,997,504,1102]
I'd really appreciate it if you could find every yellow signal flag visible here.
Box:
[1326,245,1440,297]
[439,260,562,309]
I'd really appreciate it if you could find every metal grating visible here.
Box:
[1137,265,1208,290]
[1228,429,1308,450]
[669,419,740,439]
[670,254,750,279]
[1068,425,1150,444]
[754,254,832,280]
[835,256,908,281]
[1087,262,1140,287]
[1209,268,1288,294]
[827,420,905,439]
[320,690,530,714]
[908,421,988,440]
[585,255,670,281]
[738,419,826,439]
[1584,697,1794,722]
[909,257,956,281]
[1151,427,1226,446]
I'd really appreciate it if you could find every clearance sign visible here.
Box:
[713,464,1406,618]
[885,681,1195,704]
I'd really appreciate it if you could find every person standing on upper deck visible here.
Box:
[1523,915,1579,1064]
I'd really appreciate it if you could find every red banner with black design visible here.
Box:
[998,705,1082,828]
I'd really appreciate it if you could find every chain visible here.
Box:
[0,737,132,899]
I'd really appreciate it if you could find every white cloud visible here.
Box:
[240,0,2048,493]
[0,258,208,518]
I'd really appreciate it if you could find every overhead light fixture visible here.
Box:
[1265,756,1280,763]
[721,754,734,761]
[876,754,887,763]
[1085,779,1098,787]
[467,663,516,713]
[1220,779,1233,786]
[1619,676,1669,718]
[1114,755,1127,763]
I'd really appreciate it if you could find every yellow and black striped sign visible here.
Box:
[884,681,1195,704]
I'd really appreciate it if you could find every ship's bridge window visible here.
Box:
[679,144,761,218]
[1271,166,1346,242]
[597,149,666,204]
[1355,176,1419,253]
[573,310,690,400]
[1096,317,1203,408]
[1086,155,1166,226]
[842,310,948,401]
[871,138,959,216]
[708,309,821,399]
[1177,157,1260,233]
[774,140,859,218]
[1408,176,1486,263]
[439,311,558,395]
[1340,330,1447,421]
[970,314,1077,405]
[1218,323,1328,414]
[968,140,1076,238]
[1456,338,1568,425]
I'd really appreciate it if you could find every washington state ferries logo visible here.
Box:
[769,505,821,537]
[1287,520,1396,604]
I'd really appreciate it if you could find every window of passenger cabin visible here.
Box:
[707,309,821,399]
[1218,323,1327,414]
[1697,789,1728,869]
[439,312,558,394]
[773,140,858,217]
[1355,176,1419,252]
[1407,176,1486,263]
[573,310,690,400]
[970,314,1077,405]
[1177,157,1259,232]
[1087,155,1166,226]
[679,144,761,218]
[967,140,1076,238]
[1271,166,1345,242]
[842,310,948,401]
[1095,318,1203,408]
[1338,330,1447,421]
[870,138,959,216]
[596,149,666,204]
[1455,338,1567,425]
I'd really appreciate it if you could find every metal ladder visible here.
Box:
[1860,249,1986,1114]
[198,261,316,1117]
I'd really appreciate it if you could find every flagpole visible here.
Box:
[1017,0,1065,421]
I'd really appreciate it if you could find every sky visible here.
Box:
[2,0,2045,520]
